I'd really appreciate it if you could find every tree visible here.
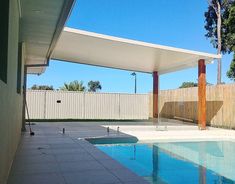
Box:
[226,2,235,80]
[179,81,213,88]
[60,80,86,91]
[179,82,198,88]
[205,0,234,84]
[88,81,102,92]
[227,54,235,80]
[224,1,235,51]
[30,85,54,90]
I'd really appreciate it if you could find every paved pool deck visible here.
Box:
[7,122,148,184]
[107,124,235,142]
[7,121,235,184]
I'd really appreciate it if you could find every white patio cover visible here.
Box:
[51,27,220,74]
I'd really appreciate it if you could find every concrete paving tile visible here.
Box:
[20,139,49,144]
[50,143,80,149]
[8,122,151,184]
[98,159,125,170]
[16,147,53,156]
[52,147,86,155]
[14,154,57,164]
[20,136,48,140]
[78,141,97,149]
[88,150,112,160]
[19,144,51,150]
[11,162,60,174]
[47,140,75,144]
[59,160,105,172]
[109,168,146,183]
[55,153,95,162]
[63,170,120,184]
[7,173,66,184]
[123,181,149,184]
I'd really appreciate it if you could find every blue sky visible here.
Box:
[27,0,233,93]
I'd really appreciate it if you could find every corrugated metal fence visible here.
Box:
[26,90,149,120]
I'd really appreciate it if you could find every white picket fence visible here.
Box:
[26,90,149,120]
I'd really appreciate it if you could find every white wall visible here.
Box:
[0,0,24,183]
[26,90,149,120]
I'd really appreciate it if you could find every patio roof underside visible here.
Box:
[48,27,220,75]
[23,0,74,74]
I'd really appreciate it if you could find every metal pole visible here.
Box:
[21,65,27,131]
[131,72,137,94]
[157,75,160,125]
[135,74,137,94]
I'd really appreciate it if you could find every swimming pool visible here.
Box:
[95,141,235,184]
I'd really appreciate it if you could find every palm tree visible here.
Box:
[60,80,86,91]
[88,81,102,92]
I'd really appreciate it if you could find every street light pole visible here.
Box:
[131,72,137,94]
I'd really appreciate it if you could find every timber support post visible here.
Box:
[153,71,159,118]
[198,59,206,130]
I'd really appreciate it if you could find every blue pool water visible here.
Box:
[95,141,235,184]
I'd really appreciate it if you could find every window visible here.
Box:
[0,0,10,83]
[17,43,22,94]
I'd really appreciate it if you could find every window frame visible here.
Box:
[0,0,10,83]
[17,43,23,94]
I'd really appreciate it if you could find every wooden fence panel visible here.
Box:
[156,84,235,128]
